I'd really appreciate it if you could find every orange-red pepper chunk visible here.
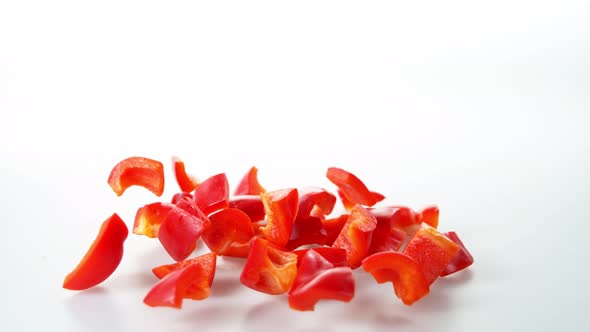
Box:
[107,156,164,196]
[332,205,377,269]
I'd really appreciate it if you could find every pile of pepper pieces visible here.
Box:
[63,156,474,311]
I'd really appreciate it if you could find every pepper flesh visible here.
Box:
[418,205,439,229]
[332,205,377,269]
[441,231,474,276]
[193,173,230,215]
[144,263,207,308]
[151,253,217,300]
[202,208,255,257]
[260,188,299,248]
[367,207,411,255]
[133,202,174,238]
[63,213,128,290]
[234,166,266,195]
[228,195,266,222]
[327,167,379,207]
[158,202,211,261]
[172,157,199,193]
[297,187,336,219]
[107,156,164,196]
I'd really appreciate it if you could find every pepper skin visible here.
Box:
[107,156,164,196]
[151,252,217,300]
[133,202,174,238]
[202,208,255,257]
[332,205,377,269]
[234,166,266,195]
[172,156,199,193]
[259,188,299,248]
[193,173,230,215]
[440,231,474,276]
[327,167,379,207]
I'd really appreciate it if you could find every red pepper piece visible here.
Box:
[172,156,199,193]
[234,166,266,195]
[107,156,164,196]
[228,195,266,222]
[418,205,439,228]
[63,213,128,290]
[260,188,299,248]
[297,187,336,219]
[286,216,327,251]
[171,192,193,205]
[367,207,411,254]
[157,204,210,261]
[240,237,298,295]
[151,253,217,300]
[288,249,355,311]
[402,224,460,284]
[332,205,377,269]
[144,263,205,308]
[293,247,348,268]
[193,173,230,215]
[202,208,255,257]
[370,191,386,204]
[362,251,430,305]
[441,231,474,277]
[327,167,379,207]
[133,202,174,238]
[321,214,349,246]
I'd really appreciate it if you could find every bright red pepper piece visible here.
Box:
[158,203,210,261]
[240,237,298,295]
[107,156,164,196]
[286,216,327,251]
[144,263,206,308]
[202,208,255,257]
[418,205,439,228]
[441,231,474,277]
[321,214,349,246]
[297,187,336,219]
[228,195,266,222]
[151,253,217,300]
[260,188,299,248]
[171,192,193,204]
[402,224,460,284]
[327,167,379,207]
[367,207,411,255]
[63,213,128,290]
[193,173,230,215]
[133,202,174,238]
[172,157,199,193]
[332,205,377,269]
[362,251,430,305]
[234,166,266,195]
[293,247,348,268]
[288,249,355,311]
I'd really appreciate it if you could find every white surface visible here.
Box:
[1,1,589,331]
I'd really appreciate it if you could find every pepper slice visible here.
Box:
[327,167,379,207]
[228,195,266,222]
[133,202,174,238]
[297,187,336,219]
[240,237,298,295]
[158,202,210,261]
[402,224,460,284]
[63,213,128,290]
[172,156,199,193]
[151,252,217,300]
[107,156,165,196]
[440,231,474,277]
[367,207,411,255]
[321,214,349,246]
[202,208,255,257]
[362,251,430,305]
[193,173,230,215]
[288,249,354,311]
[332,205,377,269]
[260,188,299,248]
[418,205,439,228]
[234,166,266,195]
[144,263,207,308]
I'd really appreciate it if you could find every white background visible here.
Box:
[1,1,589,331]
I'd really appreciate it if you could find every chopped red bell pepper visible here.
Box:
[286,216,327,250]
[240,237,298,295]
[260,188,299,248]
[362,251,430,305]
[171,192,193,205]
[367,207,411,254]
[288,249,355,311]
[228,195,266,222]
[293,247,348,268]
[327,167,379,207]
[157,203,210,261]
[172,156,199,193]
[418,205,439,228]
[144,262,210,308]
[234,166,266,195]
[107,156,165,197]
[193,173,230,215]
[202,208,255,257]
[151,252,217,300]
[332,205,377,269]
[440,231,474,277]
[402,224,460,284]
[297,187,336,219]
[133,202,174,238]
[321,214,349,246]
[63,213,128,290]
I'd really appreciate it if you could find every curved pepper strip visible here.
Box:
[107,156,165,196]
[172,156,199,193]
[260,188,299,248]
[202,208,255,257]
[234,166,266,195]
[63,213,128,290]
[151,253,217,300]
[441,231,474,276]
[332,205,377,269]
[362,251,430,305]
[133,202,174,238]
[228,195,266,222]
[171,192,193,204]
[193,173,230,215]
[327,167,379,207]
[158,201,211,261]
[297,187,336,219]
[288,249,354,311]
[240,237,298,295]
[144,263,207,308]
[402,224,460,284]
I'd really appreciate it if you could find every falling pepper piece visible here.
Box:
[157,202,210,262]
[107,156,165,196]
[193,173,230,215]
[260,188,299,248]
[202,208,255,257]
[151,252,217,300]
[172,157,199,193]
[234,166,266,195]
[440,231,474,277]
[327,167,379,207]
[144,262,209,308]
[332,205,377,269]
[133,202,174,238]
